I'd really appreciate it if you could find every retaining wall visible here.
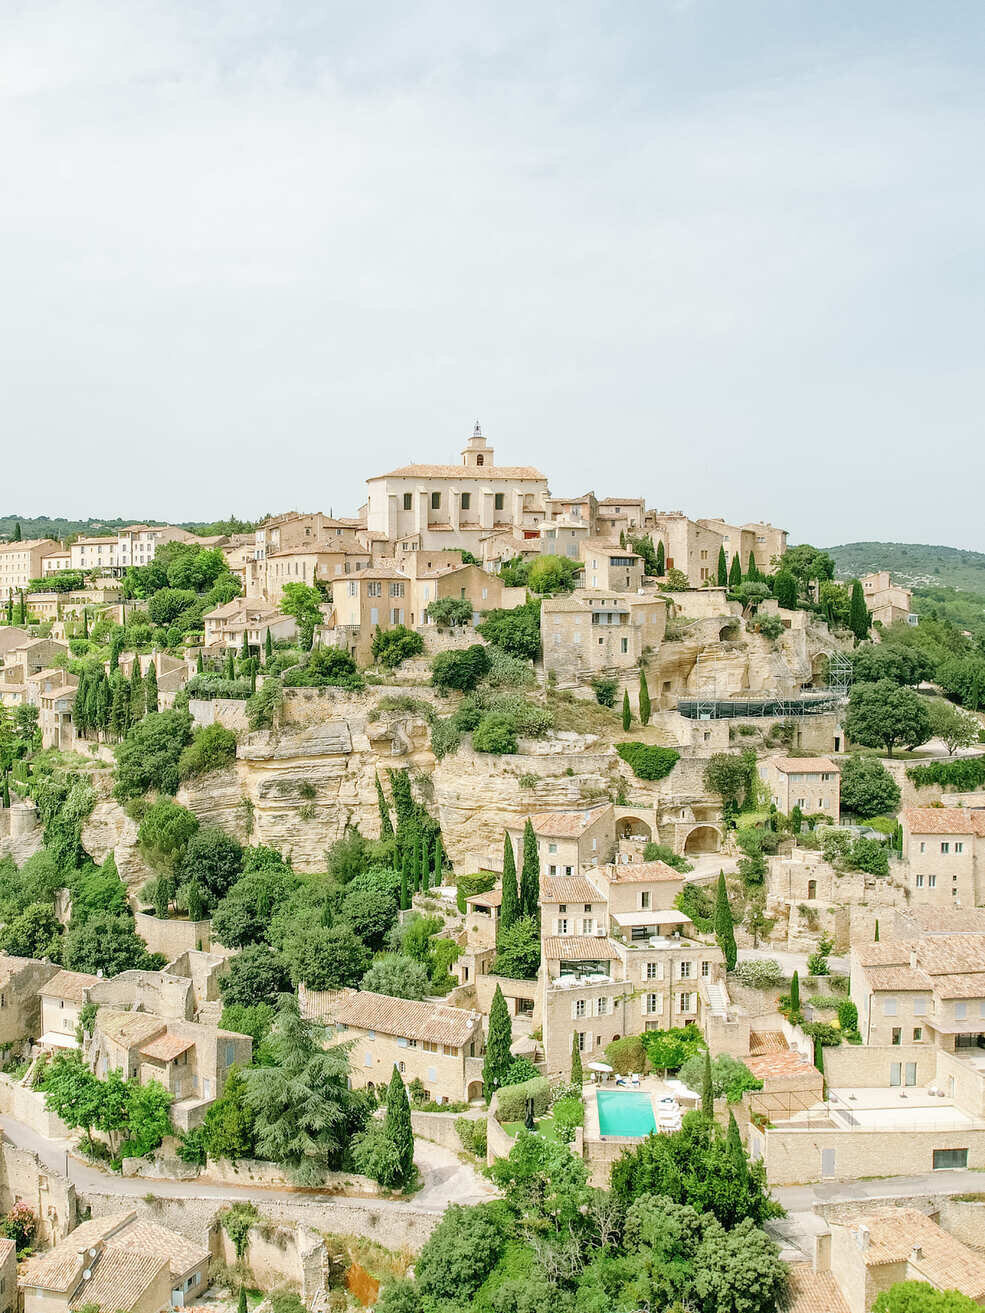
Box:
[0,1075,69,1140]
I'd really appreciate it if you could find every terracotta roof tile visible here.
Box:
[69,1249,168,1309]
[903,807,985,837]
[40,969,102,1003]
[748,1030,790,1056]
[300,987,481,1048]
[370,463,546,480]
[599,860,684,884]
[769,757,839,774]
[544,936,618,961]
[783,1266,849,1313]
[846,1207,985,1297]
[540,875,603,903]
[524,805,609,838]
[746,1050,820,1081]
[140,1033,196,1062]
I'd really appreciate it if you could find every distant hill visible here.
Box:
[827,542,985,593]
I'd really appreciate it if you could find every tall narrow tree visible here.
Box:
[196,651,204,674]
[622,690,632,732]
[17,591,25,625]
[639,670,651,726]
[383,1064,415,1186]
[849,579,869,643]
[717,545,728,586]
[241,630,250,660]
[728,553,742,588]
[432,833,444,888]
[73,670,90,739]
[746,552,759,582]
[1,776,9,809]
[82,609,89,639]
[224,649,236,680]
[483,985,512,1101]
[11,523,21,542]
[702,1047,714,1119]
[519,819,539,921]
[129,658,144,722]
[499,832,519,943]
[874,919,880,943]
[376,776,394,841]
[4,598,12,626]
[570,1031,584,1086]
[264,628,273,664]
[399,857,409,913]
[726,1111,748,1185]
[714,871,737,971]
[789,969,801,1015]
[655,539,665,577]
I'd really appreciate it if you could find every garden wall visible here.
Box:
[134,910,213,956]
[0,1075,70,1140]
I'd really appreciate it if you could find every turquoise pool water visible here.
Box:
[596,1090,656,1137]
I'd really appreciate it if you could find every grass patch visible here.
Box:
[546,691,620,734]
[503,1116,561,1142]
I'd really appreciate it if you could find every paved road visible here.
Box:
[0,1114,496,1211]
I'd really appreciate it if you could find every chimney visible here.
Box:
[856,1225,870,1251]
[910,1245,923,1263]
[910,950,918,969]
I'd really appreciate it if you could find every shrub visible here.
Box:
[551,1094,584,1142]
[495,1076,550,1123]
[371,625,424,669]
[484,646,535,689]
[590,678,618,707]
[678,1052,763,1102]
[472,713,517,754]
[503,1057,541,1087]
[807,952,830,976]
[178,724,237,780]
[476,600,541,660]
[245,677,283,731]
[281,647,363,689]
[426,598,472,627]
[604,1034,650,1076]
[731,959,783,989]
[908,757,985,791]
[430,718,462,760]
[617,743,680,780]
[837,999,858,1032]
[431,645,491,693]
[183,673,252,701]
[674,884,713,933]
[803,1020,841,1046]
[754,614,785,640]
[850,836,890,876]
[456,1116,487,1157]
[643,842,693,873]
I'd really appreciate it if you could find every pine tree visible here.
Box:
[571,1031,584,1086]
[714,871,737,970]
[264,628,273,663]
[746,552,759,582]
[639,669,651,726]
[789,969,800,1015]
[143,661,158,715]
[519,819,539,921]
[728,553,742,588]
[655,539,665,576]
[376,776,394,841]
[717,545,728,586]
[874,919,880,943]
[622,690,632,732]
[499,832,519,943]
[129,658,144,722]
[384,1064,415,1186]
[483,985,513,1101]
[702,1047,714,1119]
[849,579,869,643]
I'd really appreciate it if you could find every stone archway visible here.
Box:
[683,824,722,855]
[467,1079,484,1103]
[618,818,652,841]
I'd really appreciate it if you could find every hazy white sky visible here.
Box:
[3,1,984,547]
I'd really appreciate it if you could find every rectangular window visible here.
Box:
[575,999,586,1018]
[558,919,568,934]
[679,961,692,979]
[460,492,471,510]
[929,875,936,888]
[883,998,898,1016]
[933,1148,969,1170]
[955,842,964,854]
[646,962,659,980]
[916,875,924,888]
[913,996,926,1015]
[431,492,441,510]
[389,582,405,597]
[678,992,694,1014]
[956,1001,968,1020]
[640,891,650,909]
[403,493,412,510]
[701,961,711,977]
[494,493,505,511]
[646,993,658,1013]
[597,996,609,1016]
[892,1027,902,1045]
[913,1027,923,1041]
[347,581,357,596]
[942,842,950,854]
[367,581,382,597]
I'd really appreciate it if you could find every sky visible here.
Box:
[3,1,984,547]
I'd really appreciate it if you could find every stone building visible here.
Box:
[0,957,60,1050]
[202,598,297,650]
[541,589,667,686]
[758,756,841,822]
[742,521,788,573]
[646,513,724,585]
[578,540,643,592]
[901,806,985,908]
[0,539,61,601]
[859,571,915,627]
[38,970,102,1052]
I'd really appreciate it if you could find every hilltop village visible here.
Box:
[2,426,985,1313]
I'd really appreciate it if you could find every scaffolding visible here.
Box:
[677,692,845,720]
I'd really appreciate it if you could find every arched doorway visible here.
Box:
[683,824,722,855]
[467,1079,484,1103]
[618,818,652,841]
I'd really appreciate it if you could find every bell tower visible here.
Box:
[461,420,494,468]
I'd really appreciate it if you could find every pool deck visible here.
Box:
[583,1076,698,1146]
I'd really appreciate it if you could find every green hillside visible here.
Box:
[827,541,985,592]
[0,514,258,542]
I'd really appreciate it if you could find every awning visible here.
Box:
[611,909,692,928]
[39,1032,79,1051]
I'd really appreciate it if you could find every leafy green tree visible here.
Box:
[42,1053,104,1146]
[143,662,158,714]
[774,570,798,609]
[498,832,519,943]
[413,1204,506,1305]
[927,699,981,754]
[872,1283,981,1312]
[476,599,541,661]
[846,679,933,756]
[717,545,728,586]
[622,689,632,732]
[218,1004,274,1048]
[490,1130,589,1226]
[62,913,162,976]
[639,669,651,725]
[714,871,737,970]
[728,553,742,588]
[491,916,540,979]
[483,984,512,1100]
[241,994,366,1184]
[681,1051,762,1106]
[121,1079,173,1158]
[179,826,243,904]
[781,544,835,590]
[0,903,62,960]
[339,887,397,950]
[840,753,901,816]
[282,923,370,991]
[703,752,755,811]
[849,578,870,642]
[147,587,198,627]
[219,945,291,1007]
[360,954,431,1000]
[279,582,324,650]
[426,597,473,627]
[937,655,985,711]
[519,818,539,920]
[527,555,580,594]
[431,645,491,693]
[138,799,200,875]
[372,625,424,669]
[113,709,194,801]
[178,724,237,780]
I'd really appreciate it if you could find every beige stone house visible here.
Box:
[0,956,60,1049]
[327,566,410,664]
[901,807,985,908]
[578,540,642,592]
[859,571,915,627]
[696,518,756,572]
[544,492,599,533]
[596,497,646,540]
[539,518,593,560]
[38,681,78,750]
[116,524,202,570]
[264,537,372,603]
[364,426,550,552]
[202,598,297,649]
[39,970,102,1051]
[0,539,62,601]
[301,986,485,1103]
[19,1209,209,1313]
[69,536,120,572]
[646,512,723,585]
[253,511,359,559]
[742,521,788,573]
[541,589,667,686]
[411,560,526,628]
[758,756,841,821]
[39,551,72,577]
[0,627,30,661]
[506,804,616,878]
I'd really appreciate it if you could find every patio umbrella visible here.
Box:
[587,1062,613,1073]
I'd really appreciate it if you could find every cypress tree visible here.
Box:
[1,776,9,809]
[483,985,513,1101]
[376,776,394,841]
[716,545,728,586]
[73,670,90,738]
[241,630,250,659]
[224,649,235,680]
[874,919,880,942]
[849,579,869,643]
[4,597,11,626]
[264,628,273,663]
[702,1047,714,1119]
[196,651,204,674]
[17,591,25,625]
[789,969,800,1015]
[432,833,443,888]
[238,1287,247,1313]
[109,673,129,740]
[714,871,737,971]
[519,819,539,920]
[11,524,20,542]
[129,658,144,722]
[384,1064,415,1186]
[813,1035,825,1076]
[499,832,519,943]
[82,608,89,639]
[154,875,173,920]
[109,629,122,672]
[728,553,742,588]
[186,882,206,922]
[95,672,111,731]
[639,670,651,726]
[774,571,797,609]
[249,669,257,693]
[746,552,759,582]
[622,690,631,732]
[399,857,409,912]
[571,1031,584,1085]
[421,848,430,893]
[655,539,665,576]
[416,833,426,893]
[726,1111,747,1184]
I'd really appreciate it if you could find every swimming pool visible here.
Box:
[596,1089,656,1137]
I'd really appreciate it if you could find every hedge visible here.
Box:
[616,743,680,780]
[907,757,985,791]
[495,1076,550,1123]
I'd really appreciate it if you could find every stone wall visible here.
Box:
[134,910,213,956]
[821,1043,936,1089]
[189,698,251,731]
[0,1075,70,1140]
[0,1139,75,1246]
[215,1222,333,1304]
[755,1123,985,1186]
[411,1109,484,1154]
[202,1158,382,1195]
